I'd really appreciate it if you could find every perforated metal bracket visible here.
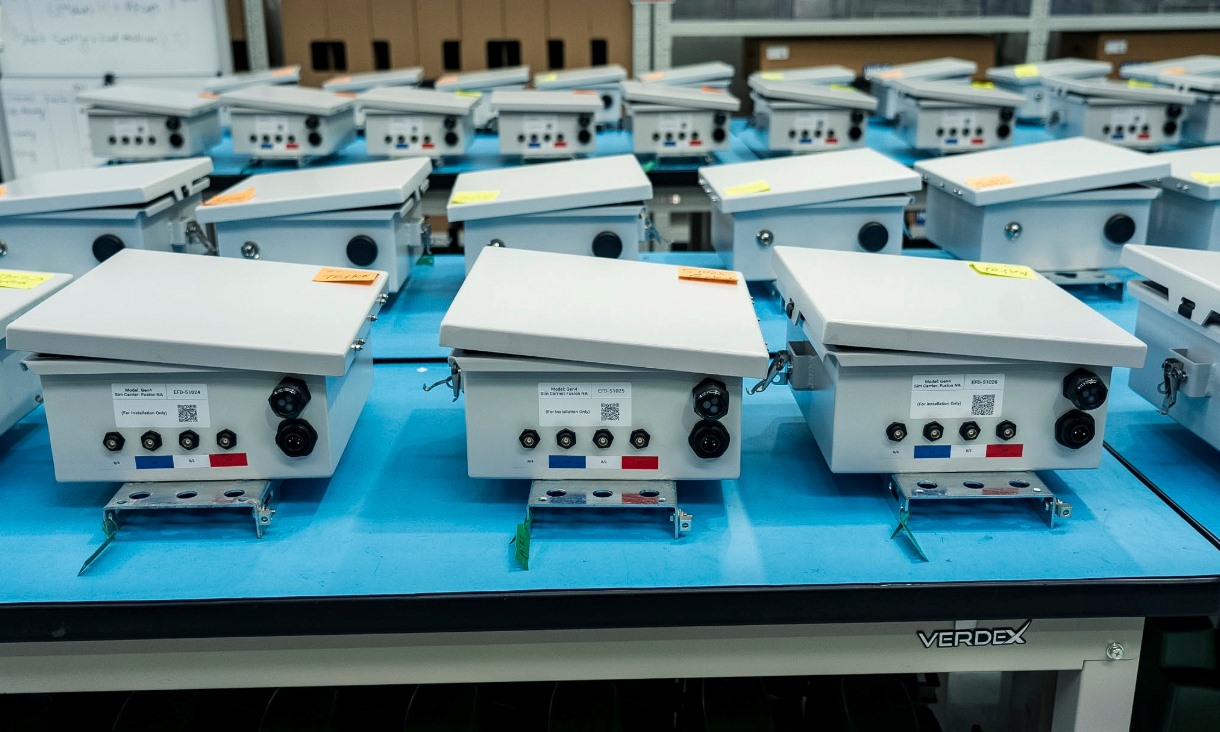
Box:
[527,480,690,538]
[889,471,1071,529]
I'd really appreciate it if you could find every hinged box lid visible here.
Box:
[194,159,431,224]
[700,149,919,213]
[435,66,531,91]
[914,137,1169,206]
[77,86,220,117]
[489,90,602,113]
[6,250,385,377]
[892,79,1026,107]
[1151,147,1220,201]
[439,247,769,378]
[637,62,734,85]
[0,158,213,217]
[749,65,856,85]
[772,247,1146,368]
[1122,55,1220,82]
[1046,77,1196,104]
[988,58,1111,86]
[447,155,651,222]
[747,78,876,110]
[534,65,628,89]
[865,57,977,84]
[204,66,301,93]
[1123,245,1220,330]
[621,81,740,111]
[357,88,477,115]
[1165,73,1220,94]
[0,272,72,334]
[323,67,423,92]
[221,86,354,115]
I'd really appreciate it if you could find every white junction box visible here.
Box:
[223,86,357,161]
[490,90,601,158]
[435,66,530,130]
[0,270,72,438]
[196,159,431,294]
[0,158,213,277]
[204,67,302,94]
[748,65,857,87]
[865,57,977,121]
[892,80,1024,153]
[916,138,1168,271]
[987,58,1112,122]
[621,81,739,157]
[448,155,652,273]
[699,149,920,280]
[5,250,385,487]
[1121,55,1220,82]
[534,65,628,128]
[323,67,423,94]
[1124,245,1220,451]
[770,247,1147,474]
[77,86,222,161]
[1147,146,1220,251]
[1045,77,1194,150]
[747,77,876,153]
[439,247,769,484]
[636,62,734,89]
[1160,74,1220,145]
[359,88,477,159]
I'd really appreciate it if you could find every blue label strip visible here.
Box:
[548,455,586,469]
[913,445,952,459]
[135,455,174,470]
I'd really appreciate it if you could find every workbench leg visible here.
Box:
[1050,657,1139,732]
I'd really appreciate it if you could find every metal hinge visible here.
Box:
[748,350,790,395]
[423,360,463,401]
[1159,357,1188,415]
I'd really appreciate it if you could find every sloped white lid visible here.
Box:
[357,87,477,115]
[323,67,424,92]
[0,158,212,217]
[195,159,431,224]
[915,137,1169,207]
[6,250,385,377]
[440,247,769,377]
[204,67,301,93]
[447,155,651,222]
[621,81,740,111]
[1046,77,1197,104]
[435,66,531,91]
[1124,246,1220,333]
[987,58,1112,86]
[1164,73,1220,94]
[1122,55,1220,81]
[865,57,977,83]
[700,149,919,213]
[892,79,1025,107]
[749,65,856,85]
[637,62,734,85]
[1150,147,1220,202]
[0,272,72,333]
[489,90,602,113]
[747,78,876,110]
[77,86,220,117]
[221,86,354,115]
[534,65,627,89]
[773,247,1146,368]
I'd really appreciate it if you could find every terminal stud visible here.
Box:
[269,377,312,419]
[592,429,614,449]
[1063,369,1108,411]
[519,429,540,449]
[1055,410,1095,450]
[103,432,125,452]
[886,422,907,442]
[178,430,200,451]
[689,420,730,459]
[630,429,650,449]
[959,422,981,441]
[140,431,162,451]
[922,422,944,441]
[996,421,1017,441]
[216,429,238,450]
[556,429,576,450]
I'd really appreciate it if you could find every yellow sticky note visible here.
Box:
[1127,79,1153,88]
[0,270,54,289]
[455,90,483,98]
[760,71,784,80]
[970,262,1037,280]
[678,267,739,285]
[1191,171,1220,184]
[724,180,770,196]
[313,268,380,285]
[203,187,255,206]
[971,81,996,89]
[536,72,558,83]
[965,174,1016,190]
[450,190,500,205]
[830,83,855,92]
[1013,64,1039,78]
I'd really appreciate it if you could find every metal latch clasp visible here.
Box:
[643,214,670,249]
[749,350,790,395]
[423,361,462,401]
[1159,357,1188,415]
[182,219,217,255]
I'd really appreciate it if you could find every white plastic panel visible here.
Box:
[987,59,1112,86]
[1123,245,1220,323]
[221,86,354,115]
[6,250,386,377]
[0,272,72,332]
[892,79,1026,107]
[490,90,602,113]
[621,81,740,111]
[357,88,477,116]
[1152,147,1220,202]
[772,247,1147,368]
[748,66,855,85]
[1122,56,1220,82]
[699,149,920,213]
[1047,77,1197,105]
[534,65,628,89]
[0,158,212,217]
[435,66,531,91]
[77,86,220,117]
[749,79,877,111]
[323,68,424,92]
[447,155,651,222]
[440,247,769,378]
[1167,74,1220,94]
[637,62,734,85]
[864,57,978,83]
[914,137,1169,207]
[204,67,301,93]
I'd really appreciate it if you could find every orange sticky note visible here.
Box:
[700,85,725,94]
[329,75,353,85]
[313,268,380,285]
[878,69,904,80]
[965,174,1015,190]
[641,71,665,82]
[0,184,8,197]
[334,91,358,98]
[198,91,220,100]
[436,74,459,86]
[678,267,739,285]
[203,187,255,206]
[272,66,296,77]
[1163,66,1186,75]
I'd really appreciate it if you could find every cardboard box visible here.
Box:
[327,0,374,78]
[369,0,420,69]
[416,0,463,77]
[227,0,246,41]
[280,0,329,85]
[1057,31,1220,78]
[591,0,633,73]
[745,35,997,80]
[506,0,550,73]
[547,1,590,69]
[460,0,505,70]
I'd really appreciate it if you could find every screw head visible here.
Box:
[756,229,775,247]
[1004,221,1023,240]
[241,241,260,259]
[1106,642,1125,660]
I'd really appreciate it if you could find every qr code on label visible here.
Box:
[600,402,621,422]
[178,404,199,423]
[971,394,996,416]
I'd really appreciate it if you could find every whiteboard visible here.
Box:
[1,76,105,178]
[0,0,232,77]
